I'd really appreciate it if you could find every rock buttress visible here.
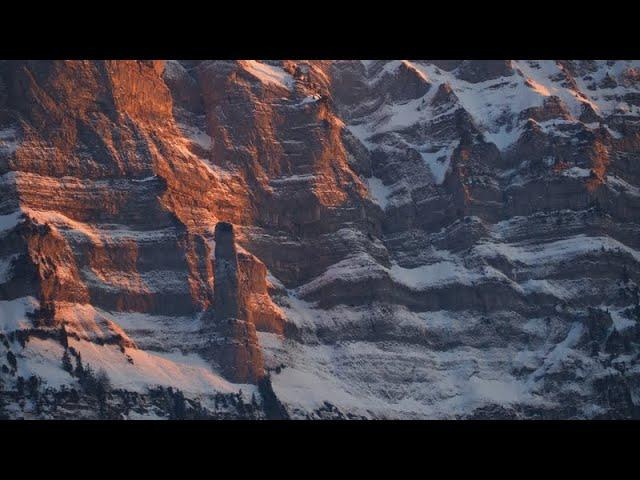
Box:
[210,222,264,384]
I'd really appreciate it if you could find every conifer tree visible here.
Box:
[62,350,73,373]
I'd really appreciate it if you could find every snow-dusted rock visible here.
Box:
[1,60,639,419]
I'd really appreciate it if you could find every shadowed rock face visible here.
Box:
[1,60,640,419]
[213,222,242,322]
[210,221,264,384]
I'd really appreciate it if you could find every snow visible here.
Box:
[366,176,392,208]
[474,234,640,265]
[513,61,585,115]
[419,145,454,184]
[376,96,436,133]
[345,123,374,149]
[520,279,572,300]
[346,60,600,192]
[261,330,545,419]
[348,60,640,163]
[562,167,592,178]
[177,122,212,150]
[468,376,527,404]
[0,296,38,332]
[271,357,369,412]
[22,207,177,244]
[406,61,550,151]
[270,173,316,184]
[271,265,600,418]
[279,295,323,329]
[18,338,73,388]
[240,61,294,91]
[68,338,246,395]
[390,261,479,290]
[81,266,192,295]
[106,310,199,333]
[0,294,257,398]
[3,60,639,419]
[530,322,584,380]
[52,302,132,344]
[606,175,640,197]
[131,175,158,183]
[608,307,637,331]
[0,210,23,235]
[279,294,388,333]
[568,60,640,116]
[360,60,376,72]
[266,271,286,290]
[297,249,512,299]
[296,94,321,106]
[483,126,523,152]
[5,323,253,396]
[297,253,387,297]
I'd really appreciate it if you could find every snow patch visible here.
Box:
[366,176,392,208]
[240,61,294,91]
[297,253,387,297]
[475,235,640,265]
[563,167,591,178]
[69,339,246,396]
[177,122,212,150]
[390,260,492,290]
[18,338,73,388]
[0,210,23,235]
[0,296,38,332]
[420,146,454,184]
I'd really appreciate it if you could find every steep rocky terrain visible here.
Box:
[1,60,639,419]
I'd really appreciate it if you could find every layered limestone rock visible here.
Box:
[207,222,264,384]
[1,60,640,419]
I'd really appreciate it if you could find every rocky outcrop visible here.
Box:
[456,60,514,83]
[2,60,640,419]
[208,222,264,384]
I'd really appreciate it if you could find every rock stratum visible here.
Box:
[1,60,639,419]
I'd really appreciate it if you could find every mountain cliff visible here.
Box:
[1,60,639,419]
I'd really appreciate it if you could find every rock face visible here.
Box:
[1,60,640,419]
[209,222,264,384]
